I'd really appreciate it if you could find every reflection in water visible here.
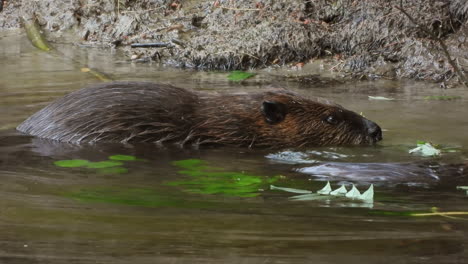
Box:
[297,162,440,185]
[1,32,468,263]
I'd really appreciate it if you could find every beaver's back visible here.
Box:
[17,81,199,143]
[18,81,382,147]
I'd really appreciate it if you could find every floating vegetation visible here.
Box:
[53,154,143,174]
[108,155,140,161]
[96,167,129,174]
[84,161,123,169]
[345,185,361,198]
[227,71,256,82]
[330,185,348,196]
[317,181,332,195]
[54,159,90,168]
[270,185,312,194]
[424,95,462,100]
[368,96,395,101]
[271,181,374,203]
[167,159,278,197]
[409,141,441,157]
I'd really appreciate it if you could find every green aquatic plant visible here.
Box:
[168,159,278,197]
[271,182,374,203]
[53,154,144,174]
[330,185,347,196]
[96,167,129,175]
[54,159,90,168]
[85,161,123,169]
[227,71,256,81]
[345,185,361,199]
[317,181,332,195]
[409,141,441,157]
[108,155,139,161]
[270,185,312,194]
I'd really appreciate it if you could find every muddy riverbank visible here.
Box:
[1,0,467,86]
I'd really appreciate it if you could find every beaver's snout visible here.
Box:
[364,119,383,143]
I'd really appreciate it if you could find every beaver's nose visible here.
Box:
[364,119,383,142]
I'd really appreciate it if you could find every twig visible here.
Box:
[411,211,468,217]
[395,4,468,88]
[120,6,165,14]
[131,42,171,48]
[219,6,260,12]
[330,61,344,72]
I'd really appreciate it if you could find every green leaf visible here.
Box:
[317,181,332,195]
[227,71,256,82]
[54,159,90,168]
[85,161,123,169]
[345,184,361,199]
[424,95,461,100]
[108,155,138,161]
[330,185,347,196]
[368,96,394,101]
[23,17,52,51]
[409,142,441,156]
[168,159,277,197]
[358,184,374,202]
[270,185,313,194]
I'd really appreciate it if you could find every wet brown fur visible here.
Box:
[17,81,382,148]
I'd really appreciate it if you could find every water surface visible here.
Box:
[1,30,468,264]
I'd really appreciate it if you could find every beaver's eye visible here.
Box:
[326,115,338,125]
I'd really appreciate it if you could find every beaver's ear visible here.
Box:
[261,101,287,124]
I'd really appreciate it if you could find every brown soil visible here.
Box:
[1,0,467,86]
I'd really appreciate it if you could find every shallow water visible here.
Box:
[1,30,468,263]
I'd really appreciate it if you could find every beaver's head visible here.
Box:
[253,91,382,147]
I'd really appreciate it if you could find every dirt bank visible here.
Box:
[1,0,467,86]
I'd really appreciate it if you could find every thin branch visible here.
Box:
[120,6,165,14]
[395,4,468,87]
[219,6,261,12]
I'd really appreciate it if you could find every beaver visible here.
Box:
[17,81,382,148]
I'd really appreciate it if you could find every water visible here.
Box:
[1,30,468,263]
